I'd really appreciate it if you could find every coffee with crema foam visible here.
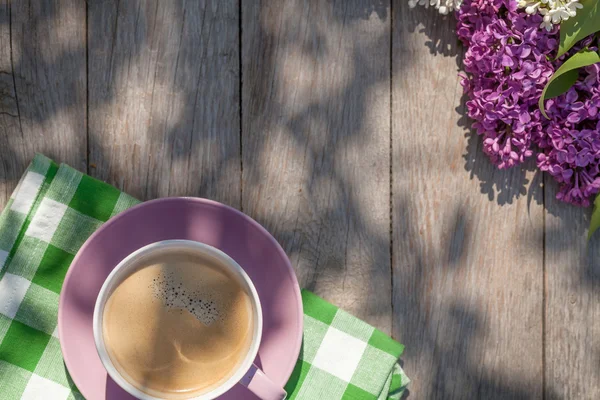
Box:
[102,252,254,399]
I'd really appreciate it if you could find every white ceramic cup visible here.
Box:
[93,240,286,400]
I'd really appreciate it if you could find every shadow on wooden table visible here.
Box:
[0,0,88,196]
[403,6,460,59]
[544,177,600,287]
[241,0,402,332]
[457,95,544,208]
[393,190,561,399]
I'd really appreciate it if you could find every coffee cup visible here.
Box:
[93,240,286,400]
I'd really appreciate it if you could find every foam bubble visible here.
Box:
[150,272,220,325]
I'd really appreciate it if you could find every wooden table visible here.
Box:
[0,1,597,399]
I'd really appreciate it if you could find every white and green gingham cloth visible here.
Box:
[0,155,409,399]
[288,291,409,400]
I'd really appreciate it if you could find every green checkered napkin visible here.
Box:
[0,155,409,400]
[287,291,408,400]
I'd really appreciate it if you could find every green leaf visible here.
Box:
[544,69,579,99]
[589,194,600,240]
[558,0,600,58]
[539,49,600,118]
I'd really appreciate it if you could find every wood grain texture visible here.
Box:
[392,6,544,399]
[0,0,86,206]
[242,0,392,331]
[0,0,21,204]
[2,2,598,398]
[87,0,240,206]
[545,183,600,400]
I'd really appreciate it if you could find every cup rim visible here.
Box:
[92,239,263,400]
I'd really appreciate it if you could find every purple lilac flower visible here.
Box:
[457,0,600,207]
[538,62,600,207]
[457,0,557,169]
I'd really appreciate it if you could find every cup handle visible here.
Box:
[240,364,287,400]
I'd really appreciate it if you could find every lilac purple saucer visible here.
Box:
[58,198,303,399]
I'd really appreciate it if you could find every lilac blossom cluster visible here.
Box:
[538,63,600,207]
[457,0,557,169]
[458,0,600,206]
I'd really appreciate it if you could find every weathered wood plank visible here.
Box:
[0,0,21,204]
[242,0,392,331]
[0,0,86,206]
[392,6,544,399]
[545,185,600,399]
[87,0,240,206]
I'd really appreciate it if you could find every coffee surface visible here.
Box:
[102,253,254,398]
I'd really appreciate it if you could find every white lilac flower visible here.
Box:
[540,14,553,31]
[408,0,463,15]
[518,0,583,31]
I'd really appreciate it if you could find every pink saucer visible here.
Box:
[58,198,303,399]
